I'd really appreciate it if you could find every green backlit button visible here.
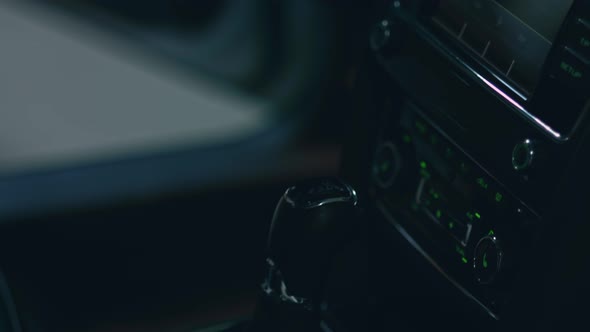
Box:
[551,47,589,90]
[487,190,508,213]
[428,187,441,200]
[476,177,489,190]
[465,210,481,222]
[455,244,467,264]
[494,192,504,203]
[435,209,442,219]
[559,60,584,79]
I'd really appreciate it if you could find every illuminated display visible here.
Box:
[433,0,575,92]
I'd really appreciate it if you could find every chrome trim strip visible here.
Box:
[409,15,566,140]
[466,65,562,139]
[284,180,358,210]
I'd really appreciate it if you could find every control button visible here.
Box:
[428,207,472,245]
[492,190,505,205]
[550,47,589,91]
[372,142,401,188]
[512,139,535,171]
[483,188,509,214]
[455,243,469,265]
[473,234,503,284]
[401,132,413,144]
[566,18,590,61]
[472,174,496,205]
[418,159,432,180]
[446,216,471,245]
[475,175,491,191]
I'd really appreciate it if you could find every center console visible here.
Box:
[364,0,590,324]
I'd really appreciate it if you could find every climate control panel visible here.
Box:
[372,103,540,318]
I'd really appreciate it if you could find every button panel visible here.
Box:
[529,6,590,138]
[382,109,541,317]
[566,18,590,61]
[550,47,589,91]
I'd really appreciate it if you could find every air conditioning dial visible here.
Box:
[473,234,503,285]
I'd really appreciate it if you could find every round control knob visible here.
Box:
[372,142,401,188]
[473,235,503,284]
[512,139,535,171]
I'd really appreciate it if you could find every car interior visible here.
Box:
[0,1,589,331]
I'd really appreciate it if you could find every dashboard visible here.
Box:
[343,0,590,330]
[0,1,589,331]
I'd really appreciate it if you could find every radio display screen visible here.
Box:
[432,0,574,93]
[496,0,574,41]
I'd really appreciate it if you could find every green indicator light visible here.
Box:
[455,245,466,257]
[449,221,454,230]
[462,257,468,264]
[402,135,412,143]
[435,209,442,219]
[466,212,474,221]
[560,61,583,79]
[420,161,427,169]
[483,253,488,269]
[420,169,431,179]
[476,177,489,190]
[488,230,495,236]
[429,189,440,199]
[495,192,503,203]
[415,121,427,134]
[475,212,481,219]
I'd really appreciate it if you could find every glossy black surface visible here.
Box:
[240,178,362,332]
[337,0,590,330]
[3,1,590,331]
[266,178,359,302]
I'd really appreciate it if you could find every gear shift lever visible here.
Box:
[247,178,360,331]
